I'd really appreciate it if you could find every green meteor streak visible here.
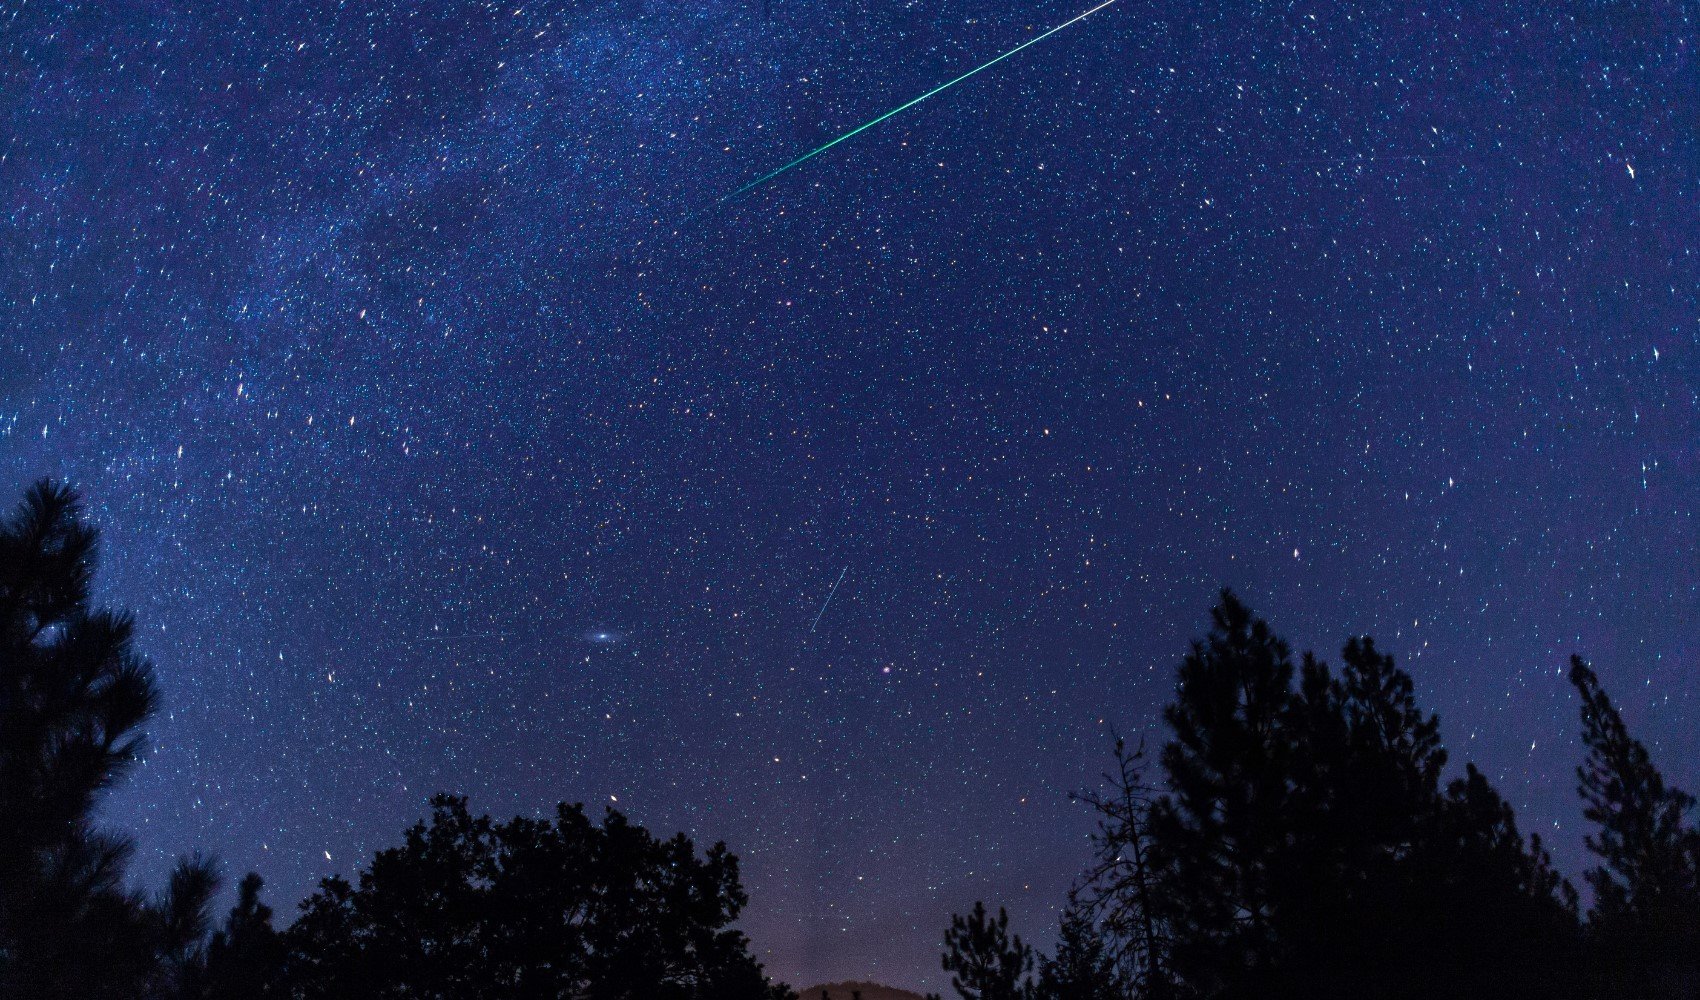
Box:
[726,0,1120,200]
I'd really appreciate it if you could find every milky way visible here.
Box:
[2,1,1697,991]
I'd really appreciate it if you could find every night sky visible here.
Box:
[3,0,1697,992]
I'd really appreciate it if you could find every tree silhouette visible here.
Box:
[188,872,285,999]
[1402,762,1580,998]
[1320,635,1448,859]
[0,479,219,998]
[26,477,1700,999]
[277,793,793,1000]
[940,901,1034,1000]
[1035,895,1123,1000]
[1145,591,1297,994]
[1072,736,1169,998]
[1156,594,1585,999]
[1273,634,1462,997]
[949,592,1608,1000]
[1570,656,1700,994]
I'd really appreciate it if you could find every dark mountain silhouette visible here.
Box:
[800,982,927,1000]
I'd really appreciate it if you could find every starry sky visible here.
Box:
[2,0,1697,992]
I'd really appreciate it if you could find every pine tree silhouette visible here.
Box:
[192,872,285,999]
[1073,736,1170,998]
[1274,634,1458,997]
[1570,656,1700,995]
[1406,762,1580,998]
[940,901,1034,1000]
[0,480,219,998]
[1145,591,1296,995]
[1036,895,1123,1000]
[964,591,1589,1000]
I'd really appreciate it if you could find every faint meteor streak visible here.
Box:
[726,0,1120,199]
[810,567,849,633]
[418,630,516,642]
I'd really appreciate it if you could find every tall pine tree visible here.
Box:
[191,872,285,999]
[940,902,1034,1000]
[0,480,218,998]
[1142,593,1579,999]
[1036,896,1123,1000]
[1146,591,1296,995]
[1570,656,1700,994]
[1273,636,1454,996]
[1074,736,1169,998]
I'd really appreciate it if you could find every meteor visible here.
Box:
[810,566,848,633]
[726,0,1119,200]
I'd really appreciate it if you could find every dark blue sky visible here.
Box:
[3,0,1696,991]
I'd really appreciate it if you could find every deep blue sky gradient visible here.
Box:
[3,1,1697,991]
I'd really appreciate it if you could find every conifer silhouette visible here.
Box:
[940,901,1034,1000]
[1570,657,1700,995]
[956,591,1592,1000]
[1145,591,1296,994]
[1036,896,1123,1000]
[1073,737,1169,998]
[0,480,219,998]
[192,872,285,999]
